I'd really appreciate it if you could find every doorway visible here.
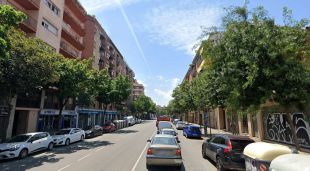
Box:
[12,110,28,136]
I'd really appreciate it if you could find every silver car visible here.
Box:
[146,134,182,169]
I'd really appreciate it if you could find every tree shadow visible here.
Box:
[52,140,114,154]
[110,129,139,134]
[0,151,63,171]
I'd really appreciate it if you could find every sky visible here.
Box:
[79,0,310,106]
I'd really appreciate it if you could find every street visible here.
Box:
[0,121,216,171]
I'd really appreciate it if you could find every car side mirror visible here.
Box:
[28,140,33,143]
[207,139,210,142]
[147,139,151,143]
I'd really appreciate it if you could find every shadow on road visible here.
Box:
[110,129,138,134]
[0,151,64,171]
[53,140,114,154]
[0,140,114,171]
[148,165,186,171]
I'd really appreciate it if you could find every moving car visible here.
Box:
[269,154,310,171]
[157,121,173,133]
[102,122,116,133]
[146,134,182,169]
[52,128,85,146]
[183,125,201,138]
[0,132,54,160]
[176,121,186,130]
[160,128,180,143]
[85,125,103,138]
[202,134,255,171]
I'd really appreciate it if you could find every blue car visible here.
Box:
[183,125,201,138]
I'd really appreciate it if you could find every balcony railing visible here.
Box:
[64,6,84,29]
[62,22,83,44]
[60,41,79,58]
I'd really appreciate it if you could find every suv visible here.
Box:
[202,134,254,171]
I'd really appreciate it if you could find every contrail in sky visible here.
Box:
[114,0,152,74]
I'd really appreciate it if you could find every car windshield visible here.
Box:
[152,137,177,146]
[190,127,200,131]
[7,135,31,143]
[231,140,254,150]
[55,129,71,135]
[161,130,176,136]
[159,122,171,127]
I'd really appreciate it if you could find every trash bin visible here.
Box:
[269,154,310,171]
[243,142,292,171]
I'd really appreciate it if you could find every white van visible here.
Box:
[125,116,136,126]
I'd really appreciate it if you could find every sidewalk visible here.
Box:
[200,126,261,142]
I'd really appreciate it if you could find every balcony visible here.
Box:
[60,41,79,58]
[14,0,40,10]
[63,6,85,36]
[62,22,84,50]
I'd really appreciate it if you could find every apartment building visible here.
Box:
[132,80,145,101]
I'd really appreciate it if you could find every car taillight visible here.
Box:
[176,149,181,156]
[224,140,232,154]
[147,148,153,155]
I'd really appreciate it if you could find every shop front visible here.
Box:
[77,109,117,129]
[37,109,77,132]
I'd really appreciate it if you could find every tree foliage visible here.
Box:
[133,95,156,115]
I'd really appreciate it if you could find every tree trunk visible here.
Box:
[57,98,69,131]
[286,112,300,150]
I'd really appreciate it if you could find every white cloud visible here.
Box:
[156,75,164,80]
[144,0,224,55]
[79,0,144,13]
[153,77,180,106]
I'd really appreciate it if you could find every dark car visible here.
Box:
[202,134,255,171]
[102,122,116,133]
[85,125,103,138]
[183,125,201,138]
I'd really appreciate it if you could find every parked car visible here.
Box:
[176,121,186,130]
[102,122,116,133]
[85,125,103,138]
[243,142,292,171]
[157,121,173,133]
[125,116,136,126]
[202,134,255,171]
[52,128,85,146]
[160,128,180,143]
[0,132,54,160]
[146,134,182,169]
[156,116,171,127]
[173,119,180,125]
[269,154,310,171]
[183,125,201,138]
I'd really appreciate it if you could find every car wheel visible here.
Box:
[202,145,207,159]
[48,142,54,151]
[19,149,28,159]
[65,138,70,146]
[80,135,85,141]
[216,157,225,171]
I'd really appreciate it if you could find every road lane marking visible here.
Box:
[96,147,104,152]
[57,164,71,171]
[131,131,156,171]
[77,153,92,161]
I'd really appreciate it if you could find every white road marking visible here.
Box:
[57,164,71,171]
[131,131,156,171]
[96,147,104,152]
[77,153,92,161]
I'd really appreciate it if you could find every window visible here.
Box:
[212,136,225,145]
[44,0,60,16]
[42,19,58,35]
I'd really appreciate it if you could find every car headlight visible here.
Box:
[9,144,21,151]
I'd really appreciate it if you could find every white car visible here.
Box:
[157,121,173,133]
[52,128,85,146]
[0,132,54,160]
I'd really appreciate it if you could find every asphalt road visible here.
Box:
[0,121,217,171]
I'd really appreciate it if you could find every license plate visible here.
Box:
[157,150,171,155]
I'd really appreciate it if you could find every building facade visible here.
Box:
[132,80,145,101]
[0,0,138,141]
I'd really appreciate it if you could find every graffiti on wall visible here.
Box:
[264,113,310,149]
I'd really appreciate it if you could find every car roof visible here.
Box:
[161,128,175,131]
[217,134,254,141]
[22,132,47,136]
[158,121,170,123]
[188,125,199,127]
[154,134,175,138]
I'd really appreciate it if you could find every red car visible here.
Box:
[102,122,116,133]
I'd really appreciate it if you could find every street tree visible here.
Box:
[133,95,156,117]
[110,75,133,113]
[95,69,112,113]
[200,6,310,149]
